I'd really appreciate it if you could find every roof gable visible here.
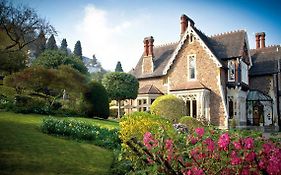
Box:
[138,84,164,94]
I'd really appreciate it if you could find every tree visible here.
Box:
[33,50,88,74]
[0,0,55,53]
[92,54,97,65]
[60,38,68,54]
[102,72,139,118]
[74,40,82,59]
[115,61,124,72]
[83,81,109,119]
[46,34,58,50]
[33,30,46,57]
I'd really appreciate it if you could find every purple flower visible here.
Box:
[195,128,205,137]
[218,133,230,150]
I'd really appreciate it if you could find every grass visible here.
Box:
[0,112,116,175]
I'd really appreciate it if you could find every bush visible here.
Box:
[179,116,205,132]
[83,81,109,119]
[41,117,120,150]
[13,95,50,114]
[119,112,174,170]
[150,95,186,123]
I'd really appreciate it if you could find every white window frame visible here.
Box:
[228,60,236,82]
[241,61,249,85]
[188,54,196,80]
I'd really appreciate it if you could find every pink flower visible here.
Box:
[190,136,198,145]
[191,167,204,175]
[195,128,205,137]
[230,151,242,165]
[241,168,250,175]
[243,137,254,149]
[165,139,173,161]
[262,143,273,154]
[245,151,256,162]
[232,141,242,150]
[218,133,230,150]
[143,132,158,150]
[204,138,215,152]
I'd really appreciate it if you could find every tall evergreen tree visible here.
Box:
[115,61,124,72]
[92,54,97,65]
[74,40,82,59]
[60,38,68,54]
[46,34,58,50]
[34,30,47,57]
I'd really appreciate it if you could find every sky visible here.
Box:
[13,0,281,72]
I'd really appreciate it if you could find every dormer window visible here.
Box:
[188,55,196,80]
[228,60,235,82]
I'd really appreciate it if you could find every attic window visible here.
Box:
[190,34,194,43]
[228,60,235,82]
[188,55,196,80]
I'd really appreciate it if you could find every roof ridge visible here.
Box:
[154,41,178,48]
[210,29,246,38]
[250,44,281,51]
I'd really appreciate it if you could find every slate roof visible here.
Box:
[249,45,281,76]
[138,84,164,94]
[131,26,246,79]
[170,81,208,91]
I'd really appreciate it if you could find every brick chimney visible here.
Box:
[255,33,260,49]
[142,36,154,74]
[143,38,149,56]
[180,14,195,38]
[260,32,266,48]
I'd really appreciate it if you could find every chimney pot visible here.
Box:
[255,33,260,49]
[260,32,266,48]
[148,36,154,57]
[143,38,149,56]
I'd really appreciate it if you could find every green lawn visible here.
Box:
[0,112,116,175]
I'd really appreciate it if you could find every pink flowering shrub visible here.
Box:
[134,128,281,175]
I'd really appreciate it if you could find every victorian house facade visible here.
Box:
[127,14,281,129]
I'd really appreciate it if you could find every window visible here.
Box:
[241,61,248,84]
[228,99,234,119]
[143,107,147,111]
[150,99,155,104]
[185,100,197,118]
[143,99,147,104]
[188,55,196,80]
[138,100,142,105]
[228,60,235,82]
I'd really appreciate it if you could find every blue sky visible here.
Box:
[13,0,281,71]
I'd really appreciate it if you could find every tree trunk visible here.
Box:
[117,100,121,118]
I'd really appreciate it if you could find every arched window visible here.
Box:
[228,60,235,81]
[228,99,234,119]
[188,55,196,80]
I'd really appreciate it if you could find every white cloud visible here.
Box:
[75,5,147,72]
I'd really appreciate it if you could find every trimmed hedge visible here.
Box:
[41,117,120,150]
[179,116,205,132]
[150,95,186,123]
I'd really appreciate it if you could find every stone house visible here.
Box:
[127,14,281,129]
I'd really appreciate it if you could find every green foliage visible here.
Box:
[32,30,47,58]
[119,112,174,169]
[102,72,139,101]
[179,116,205,132]
[0,86,16,110]
[46,34,58,50]
[41,117,120,150]
[60,38,68,53]
[13,95,50,114]
[83,81,109,119]
[150,95,186,123]
[74,40,82,59]
[33,50,88,74]
[115,61,123,72]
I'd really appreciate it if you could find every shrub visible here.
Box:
[13,95,50,114]
[41,117,120,150]
[125,127,281,175]
[119,112,174,170]
[83,81,109,119]
[179,116,205,132]
[150,95,186,123]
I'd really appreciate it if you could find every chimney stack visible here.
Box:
[260,32,266,48]
[180,14,188,37]
[255,32,266,49]
[255,33,260,49]
[180,14,195,38]
[143,38,149,56]
[148,36,154,57]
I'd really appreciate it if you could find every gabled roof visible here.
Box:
[170,81,208,91]
[131,43,178,79]
[138,84,164,94]
[131,27,247,79]
[249,45,281,76]
[247,90,272,101]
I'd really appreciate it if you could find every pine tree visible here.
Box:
[60,38,68,54]
[34,30,46,57]
[46,34,58,50]
[74,40,82,59]
[115,61,123,72]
